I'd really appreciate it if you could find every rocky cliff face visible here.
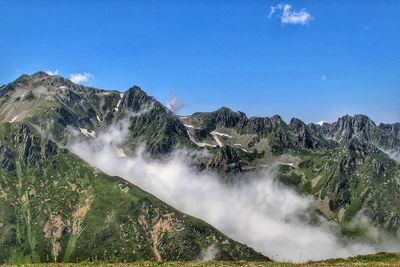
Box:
[310,114,400,149]
[379,122,400,139]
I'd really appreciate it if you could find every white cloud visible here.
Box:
[45,69,59,76]
[380,148,400,163]
[269,3,312,25]
[67,117,400,263]
[317,121,326,126]
[166,95,185,113]
[69,72,94,84]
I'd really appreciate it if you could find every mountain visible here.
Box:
[179,107,400,235]
[0,72,244,172]
[0,122,266,263]
[1,71,400,262]
[309,114,400,149]
[0,72,192,155]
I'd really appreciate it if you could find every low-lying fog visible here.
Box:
[68,118,399,262]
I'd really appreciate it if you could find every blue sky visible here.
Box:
[1,1,399,123]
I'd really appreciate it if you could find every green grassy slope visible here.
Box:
[0,122,267,263]
[2,252,400,266]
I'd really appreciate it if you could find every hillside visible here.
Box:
[1,72,399,263]
[0,122,267,263]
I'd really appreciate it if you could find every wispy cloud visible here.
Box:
[69,72,94,84]
[166,95,185,113]
[321,75,327,81]
[269,3,312,25]
[45,69,59,76]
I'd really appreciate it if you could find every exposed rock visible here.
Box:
[379,122,400,139]
[213,107,247,128]
[312,114,400,149]
[289,118,336,149]
[0,144,15,171]
[208,146,242,176]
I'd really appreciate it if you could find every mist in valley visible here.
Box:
[68,118,399,262]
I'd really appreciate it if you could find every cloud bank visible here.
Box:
[68,118,399,262]
[269,3,312,25]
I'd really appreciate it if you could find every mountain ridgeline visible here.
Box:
[0,72,400,263]
[0,71,191,155]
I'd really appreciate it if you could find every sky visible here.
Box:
[1,0,399,123]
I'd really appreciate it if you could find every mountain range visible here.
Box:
[0,71,399,263]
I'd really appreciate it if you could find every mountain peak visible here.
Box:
[216,106,233,113]
[270,115,286,126]
[31,71,50,78]
[213,107,247,128]
[127,85,145,93]
[289,117,306,126]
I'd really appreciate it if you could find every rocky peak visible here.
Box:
[242,116,273,135]
[289,118,329,149]
[289,118,307,131]
[123,86,157,112]
[322,114,376,143]
[31,71,50,78]
[379,122,400,138]
[213,107,247,128]
[270,115,286,127]
[351,114,376,133]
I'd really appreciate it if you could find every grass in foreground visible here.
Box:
[3,252,400,267]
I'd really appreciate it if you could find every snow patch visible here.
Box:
[211,134,223,147]
[183,124,195,129]
[210,131,233,138]
[233,143,249,152]
[210,131,232,148]
[280,162,295,167]
[187,130,216,148]
[317,121,325,126]
[96,115,101,122]
[114,93,124,112]
[10,116,18,123]
[79,128,96,138]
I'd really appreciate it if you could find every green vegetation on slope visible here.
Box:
[2,252,400,267]
[0,122,267,264]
